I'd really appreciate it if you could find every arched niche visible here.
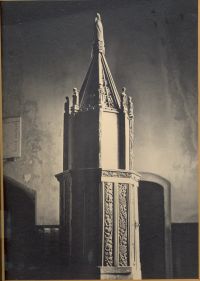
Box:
[3,176,37,278]
[138,172,173,279]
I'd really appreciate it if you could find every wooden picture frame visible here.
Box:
[0,1,199,280]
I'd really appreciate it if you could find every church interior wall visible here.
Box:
[2,0,197,225]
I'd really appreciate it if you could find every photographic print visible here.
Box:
[1,0,198,280]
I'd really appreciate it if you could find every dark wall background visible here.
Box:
[4,177,38,278]
[4,222,199,279]
[2,0,198,224]
[172,223,198,278]
[139,181,166,278]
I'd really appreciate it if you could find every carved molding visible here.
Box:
[104,182,114,266]
[102,170,140,181]
[119,183,129,266]
[102,170,131,178]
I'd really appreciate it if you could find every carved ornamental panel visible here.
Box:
[103,181,130,267]
[104,182,114,266]
[118,183,129,266]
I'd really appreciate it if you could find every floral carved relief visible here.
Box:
[119,183,129,266]
[104,182,114,266]
[102,170,132,178]
[102,169,140,182]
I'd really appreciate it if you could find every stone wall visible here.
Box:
[2,0,197,224]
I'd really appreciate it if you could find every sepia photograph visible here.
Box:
[1,0,198,280]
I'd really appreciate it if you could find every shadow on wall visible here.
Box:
[3,176,38,279]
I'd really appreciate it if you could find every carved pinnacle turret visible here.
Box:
[121,87,128,113]
[71,88,79,113]
[64,96,70,114]
[128,96,134,118]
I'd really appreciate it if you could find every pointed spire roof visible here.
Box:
[79,13,121,111]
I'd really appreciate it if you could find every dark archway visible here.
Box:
[3,176,37,279]
[138,172,173,279]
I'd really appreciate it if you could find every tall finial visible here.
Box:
[93,13,105,54]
